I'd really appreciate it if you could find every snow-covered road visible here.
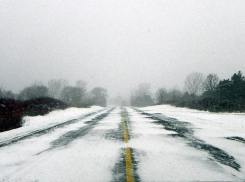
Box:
[1,105,245,181]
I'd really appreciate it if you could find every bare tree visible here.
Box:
[130,83,154,106]
[81,92,94,107]
[0,85,4,99]
[19,85,49,100]
[32,80,44,86]
[60,86,85,106]
[48,79,68,99]
[2,91,15,99]
[135,83,151,96]
[75,80,87,103]
[155,88,169,103]
[76,80,87,89]
[90,87,108,107]
[184,72,205,95]
[169,87,182,101]
[203,74,219,92]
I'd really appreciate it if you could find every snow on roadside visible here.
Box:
[0,106,103,143]
[1,108,121,182]
[141,104,245,138]
[22,106,103,127]
[127,107,241,181]
[140,104,245,178]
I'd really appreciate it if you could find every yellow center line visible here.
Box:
[123,120,129,143]
[121,111,134,182]
[125,147,134,182]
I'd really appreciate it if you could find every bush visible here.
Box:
[0,97,68,132]
[164,98,245,113]
[21,97,68,116]
[0,99,22,132]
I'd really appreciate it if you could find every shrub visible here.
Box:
[0,97,68,132]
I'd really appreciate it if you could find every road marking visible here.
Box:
[125,147,134,182]
[123,120,129,143]
[122,111,134,182]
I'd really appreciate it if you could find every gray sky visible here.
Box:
[1,0,245,98]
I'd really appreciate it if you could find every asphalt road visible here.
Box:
[0,107,244,181]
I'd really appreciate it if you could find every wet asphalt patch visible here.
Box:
[43,108,115,151]
[226,137,245,144]
[105,123,124,142]
[0,108,107,148]
[122,108,133,140]
[112,148,141,182]
[134,108,241,171]
[105,108,128,142]
[130,148,141,182]
[112,148,127,182]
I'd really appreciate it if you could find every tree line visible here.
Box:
[131,71,245,112]
[0,79,108,131]
[0,79,108,107]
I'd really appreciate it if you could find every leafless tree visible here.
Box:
[169,87,182,101]
[130,83,154,106]
[0,86,15,99]
[31,80,44,86]
[60,86,85,106]
[0,85,4,98]
[48,79,68,99]
[155,88,169,103]
[2,91,15,99]
[19,85,49,100]
[203,74,219,92]
[135,83,151,96]
[76,80,87,90]
[184,72,205,95]
[90,87,108,107]
[75,80,87,103]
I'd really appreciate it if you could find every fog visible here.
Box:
[1,0,245,100]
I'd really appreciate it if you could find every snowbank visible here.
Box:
[0,106,103,143]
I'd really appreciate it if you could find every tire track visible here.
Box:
[134,108,241,171]
[226,137,245,144]
[48,108,115,150]
[0,108,107,148]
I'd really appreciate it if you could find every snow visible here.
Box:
[0,106,103,144]
[22,106,103,127]
[0,108,122,182]
[137,105,245,180]
[126,107,241,181]
[1,105,245,181]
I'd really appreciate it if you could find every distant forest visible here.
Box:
[131,71,245,112]
[0,79,108,107]
[1,71,245,132]
[0,79,107,132]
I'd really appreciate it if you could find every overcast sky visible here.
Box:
[1,0,245,98]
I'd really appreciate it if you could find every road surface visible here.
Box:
[0,107,245,181]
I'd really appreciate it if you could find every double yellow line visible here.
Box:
[122,111,134,182]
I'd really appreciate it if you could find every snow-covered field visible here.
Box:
[0,105,245,181]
